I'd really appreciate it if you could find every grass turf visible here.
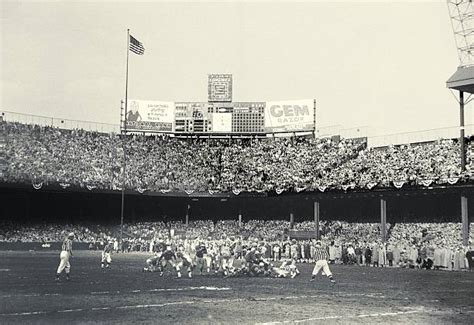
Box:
[0,251,473,324]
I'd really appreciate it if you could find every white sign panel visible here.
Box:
[211,112,232,132]
[126,100,175,132]
[264,99,314,132]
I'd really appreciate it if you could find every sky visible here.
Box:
[0,0,470,136]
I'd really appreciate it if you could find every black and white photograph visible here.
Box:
[1,0,474,324]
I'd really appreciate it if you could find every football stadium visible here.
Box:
[1,1,474,324]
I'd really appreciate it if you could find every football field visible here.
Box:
[0,251,473,324]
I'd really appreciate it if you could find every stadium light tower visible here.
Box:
[446,0,474,248]
[446,0,474,172]
[447,0,474,67]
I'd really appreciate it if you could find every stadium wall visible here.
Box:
[0,242,91,251]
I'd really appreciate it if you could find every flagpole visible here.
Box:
[120,29,130,251]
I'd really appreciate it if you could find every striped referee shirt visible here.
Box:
[313,246,329,261]
[62,239,73,253]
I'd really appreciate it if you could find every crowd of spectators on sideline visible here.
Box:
[0,222,101,243]
[0,220,472,271]
[3,121,472,192]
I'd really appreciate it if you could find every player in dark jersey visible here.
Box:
[255,250,273,276]
[143,239,167,272]
[158,246,177,277]
[154,240,166,254]
[195,241,208,275]
[245,245,263,276]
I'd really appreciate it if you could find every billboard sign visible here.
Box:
[126,100,175,132]
[208,74,232,102]
[264,99,314,132]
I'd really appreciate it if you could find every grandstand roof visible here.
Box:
[447,66,474,94]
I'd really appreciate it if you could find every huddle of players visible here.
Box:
[143,239,301,279]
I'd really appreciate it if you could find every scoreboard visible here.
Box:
[123,74,315,135]
[231,102,265,133]
[173,102,265,133]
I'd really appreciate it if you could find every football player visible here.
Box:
[101,241,113,269]
[194,240,208,275]
[176,248,194,278]
[158,245,177,277]
[220,242,232,276]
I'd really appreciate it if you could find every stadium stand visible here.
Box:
[2,120,473,271]
[2,121,472,192]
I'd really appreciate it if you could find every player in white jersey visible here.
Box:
[176,248,194,278]
[278,259,300,278]
[220,243,232,276]
[206,243,218,273]
[101,241,113,269]
[56,232,74,281]
[143,253,161,272]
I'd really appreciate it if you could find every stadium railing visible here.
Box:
[3,109,473,148]
[1,110,120,134]
[367,125,474,148]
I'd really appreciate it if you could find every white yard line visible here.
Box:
[1,294,467,319]
[57,309,84,313]
[255,308,447,324]
[0,286,232,298]
[0,295,316,317]
[0,298,240,317]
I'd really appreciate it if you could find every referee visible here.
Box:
[56,232,74,281]
[311,240,336,285]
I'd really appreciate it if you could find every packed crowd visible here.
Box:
[322,140,469,188]
[0,223,101,243]
[4,121,472,192]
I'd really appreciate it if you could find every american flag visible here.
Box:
[129,35,145,55]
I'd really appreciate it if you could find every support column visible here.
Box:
[460,91,466,171]
[380,198,387,243]
[314,201,320,240]
[461,195,469,247]
[185,204,190,227]
[290,213,294,229]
